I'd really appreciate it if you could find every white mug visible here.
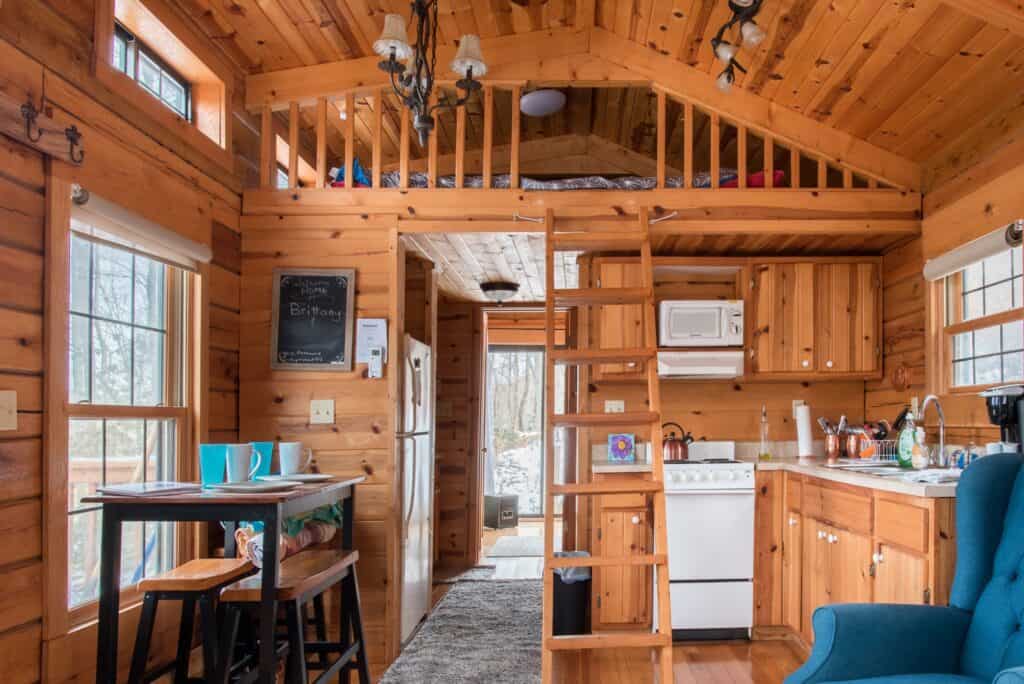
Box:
[279,442,312,475]
[225,443,261,483]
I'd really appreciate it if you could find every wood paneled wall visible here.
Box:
[434,298,482,569]
[237,215,399,677]
[0,131,45,684]
[209,223,242,442]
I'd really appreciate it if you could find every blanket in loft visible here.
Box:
[378,168,786,190]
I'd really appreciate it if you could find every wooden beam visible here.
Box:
[259,105,273,188]
[940,0,1024,38]
[344,92,354,190]
[287,101,298,189]
[482,86,494,189]
[656,90,666,189]
[511,85,521,189]
[372,89,383,189]
[455,105,466,189]
[315,98,326,189]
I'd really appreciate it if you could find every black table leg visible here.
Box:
[97,506,123,684]
[223,520,238,558]
[258,505,281,684]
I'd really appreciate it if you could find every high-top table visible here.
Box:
[82,476,365,684]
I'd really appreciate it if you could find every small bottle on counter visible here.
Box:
[758,403,772,462]
[897,410,916,469]
[912,426,930,470]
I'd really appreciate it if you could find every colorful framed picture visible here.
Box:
[608,433,636,463]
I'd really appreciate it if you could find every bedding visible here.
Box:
[373,168,787,190]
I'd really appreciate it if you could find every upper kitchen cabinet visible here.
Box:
[593,257,646,381]
[749,259,882,379]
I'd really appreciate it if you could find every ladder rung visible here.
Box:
[545,631,671,651]
[551,411,659,427]
[546,554,666,568]
[551,232,648,252]
[550,348,655,366]
[552,287,651,306]
[550,480,663,496]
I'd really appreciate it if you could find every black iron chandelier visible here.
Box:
[710,0,767,93]
[374,1,487,146]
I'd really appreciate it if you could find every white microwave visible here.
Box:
[658,300,744,347]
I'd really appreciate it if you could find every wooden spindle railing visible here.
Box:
[372,89,383,189]
[288,101,299,189]
[315,98,326,188]
[683,101,693,189]
[344,92,355,190]
[791,148,800,189]
[510,85,521,189]
[399,107,410,190]
[710,112,720,189]
[737,124,747,189]
[764,136,774,189]
[656,90,666,189]
[428,92,438,189]
[483,86,494,189]
[260,105,273,188]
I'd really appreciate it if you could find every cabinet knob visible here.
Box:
[631,515,640,525]
[828,534,838,544]
[872,552,884,564]
[802,359,810,368]
[817,530,827,540]
[788,517,798,527]
[826,360,834,368]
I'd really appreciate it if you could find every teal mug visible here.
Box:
[199,444,228,487]
[250,442,274,478]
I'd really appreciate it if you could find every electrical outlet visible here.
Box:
[310,399,335,425]
[604,400,625,414]
[0,391,15,431]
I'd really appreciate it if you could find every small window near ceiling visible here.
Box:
[112,21,191,121]
[944,245,1024,388]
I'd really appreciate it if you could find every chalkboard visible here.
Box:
[270,268,356,371]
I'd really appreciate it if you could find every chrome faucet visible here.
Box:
[919,395,946,467]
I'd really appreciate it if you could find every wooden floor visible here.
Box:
[555,639,805,683]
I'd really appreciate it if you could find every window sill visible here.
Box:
[95,62,233,174]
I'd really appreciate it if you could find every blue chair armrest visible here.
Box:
[996,667,1024,684]
[784,604,972,684]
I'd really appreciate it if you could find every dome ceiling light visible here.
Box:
[480,281,520,304]
[711,0,768,94]
[520,89,567,117]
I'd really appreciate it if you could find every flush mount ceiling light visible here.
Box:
[374,2,488,146]
[520,89,567,117]
[711,0,767,94]
[480,281,520,303]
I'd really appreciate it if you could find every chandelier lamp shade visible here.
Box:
[374,1,488,146]
[711,0,767,94]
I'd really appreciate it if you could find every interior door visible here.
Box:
[801,519,830,645]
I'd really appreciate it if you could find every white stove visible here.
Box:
[659,442,756,640]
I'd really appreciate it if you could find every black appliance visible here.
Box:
[484,494,518,529]
[981,385,1024,448]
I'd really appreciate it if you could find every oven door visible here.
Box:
[659,303,727,347]
[665,489,755,581]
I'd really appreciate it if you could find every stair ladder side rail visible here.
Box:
[639,207,674,683]
[541,207,557,684]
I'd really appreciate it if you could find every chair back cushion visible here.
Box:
[960,455,1024,679]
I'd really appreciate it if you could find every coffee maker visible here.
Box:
[980,384,1024,453]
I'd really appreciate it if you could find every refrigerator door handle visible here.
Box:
[403,437,418,537]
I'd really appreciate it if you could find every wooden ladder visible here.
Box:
[540,208,673,683]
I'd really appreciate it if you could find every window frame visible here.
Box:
[112,21,193,122]
[933,246,1024,396]
[43,170,205,640]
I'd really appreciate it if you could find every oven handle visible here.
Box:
[665,489,755,495]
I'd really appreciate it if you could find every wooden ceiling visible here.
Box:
[180,0,1024,180]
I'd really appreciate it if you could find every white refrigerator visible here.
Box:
[398,334,435,643]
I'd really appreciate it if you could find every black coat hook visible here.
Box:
[65,125,85,164]
[20,100,42,143]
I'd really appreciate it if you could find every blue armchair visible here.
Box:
[786,452,1024,684]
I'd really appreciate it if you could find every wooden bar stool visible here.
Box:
[218,549,371,684]
[129,558,254,684]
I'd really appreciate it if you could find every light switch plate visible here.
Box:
[310,399,335,425]
[0,390,16,431]
[604,400,625,414]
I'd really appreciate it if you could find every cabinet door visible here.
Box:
[782,511,802,634]
[750,263,815,373]
[816,262,880,374]
[595,260,645,380]
[801,519,830,644]
[829,527,873,604]
[873,543,929,605]
[594,508,651,627]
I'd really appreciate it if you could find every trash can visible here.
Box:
[552,551,591,636]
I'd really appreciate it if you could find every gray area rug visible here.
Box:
[435,565,497,583]
[487,535,544,558]
[381,580,542,683]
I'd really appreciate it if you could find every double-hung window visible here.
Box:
[112,21,192,121]
[941,244,1024,390]
[66,216,191,614]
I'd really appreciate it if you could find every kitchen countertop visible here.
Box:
[592,462,653,474]
[741,456,959,498]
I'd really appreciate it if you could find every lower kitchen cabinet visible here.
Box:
[759,471,956,646]
[592,480,652,629]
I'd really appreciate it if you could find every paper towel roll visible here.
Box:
[795,404,814,458]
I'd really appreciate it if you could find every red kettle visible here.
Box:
[662,422,691,462]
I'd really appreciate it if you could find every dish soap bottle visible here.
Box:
[758,403,772,462]
[897,409,916,469]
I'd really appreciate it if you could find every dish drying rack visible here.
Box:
[861,439,898,462]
